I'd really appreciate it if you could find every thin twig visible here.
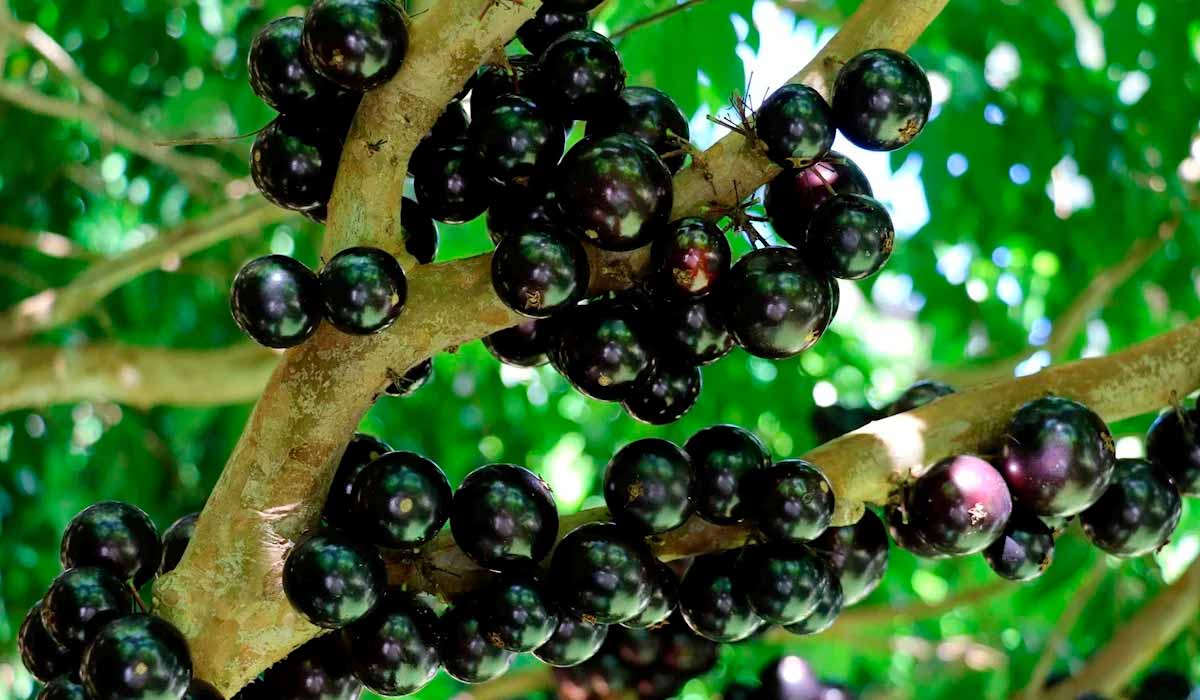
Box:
[0,224,100,260]
[610,0,706,40]
[1022,557,1108,698]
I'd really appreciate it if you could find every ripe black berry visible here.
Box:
[1146,405,1200,497]
[486,187,563,243]
[261,634,361,699]
[1133,670,1194,700]
[810,509,889,605]
[811,404,877,444]
[481,571,560,652]
[41,567,131,650]
[754,459,835,542]
[651,298,734,366]
[686,424,770,525]
[401,196,439,264]
[473,95,566,188]
[533,616,608,668]
[1001,396,1116,517]
[491,229,590,318]
[185,680,224,700]
[353,450,451,548]
[557,134,673,251]
[483,319,557,367]
[19,601,75,682]
[609,626,662,667]
[536,30,624,121]
[325,433,391,531]
[757,656,824,700]
[650,218,731,298]
[248,17,336,114]
[385,358,433,397]
[468,56,539,122]
[554,301,652,401]
[231,254,323,348]
[832,48,931,151]
[983,511,1054,581]
[781,574,842,636]
[740,543,830,625]
[251,116,339,211]
[61,501,161,587]
[658,615,718,676]
[604,438,695,535]
[622,363,701,425]
[282,530,385,628]
[765,153,872,247]
[906,455,1012,556]
[412,144,490,223]
[319,246,407,335]
[450,463,559,570]
[302,0,408,91]
[805,193,894,280]
[678,551,763,642]
[81,614,192,700]
[1080,458,1182,558]
[622,558,679,629]
[438,595,516,684]
[550,522,652,624]
[885,379,955,415]
[159,512,198,575]
[342,591,440,696]
[884,506,951,560]
[519,7,588,56]
[755,84,835,167]
[587,86,691,172]
[37,678,89,700]
[721,247,834,359]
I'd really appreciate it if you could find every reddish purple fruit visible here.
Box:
[885,506,951,559]
[483,318,557,367]
[651,299,734,367]
[983,511,1054,581]
[905,455,1012,556]
[1145,404,1200,497]
[650,218,731,298]
[587,86,691,172]
[1080,458,1181,558]
[764,153,871,247]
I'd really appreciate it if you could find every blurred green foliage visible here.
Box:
[1,0,1199,698]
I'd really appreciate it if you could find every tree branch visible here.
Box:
[0,224,101,260]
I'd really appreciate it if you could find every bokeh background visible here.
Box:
[1,0,1199,698]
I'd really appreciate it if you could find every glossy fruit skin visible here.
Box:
[604,438,695,535]
[481,571,560,652]
[438,596,516,684]
[468,56,539,122]
[483,319,556,367]
[765,153,872,247]
[491,229,589,318]
[1133,670,1194,700]
[319,246,407,335]
[1001,396,1117,517]
[325,433,391,531]
[486,187,563,243]
[740,543,830,625]
[37,678,89,700]
[906,455,1011,556]
[61,501,161,588]
[248,18,335,114]
[622,364,702,426]
[518,7,588,56]
[983,511,1054,581]
[650,218,731,298]
[658,615,718,675]
[781,575,843,636]
[282,530,385,628]
[81,614,192,700]
[19,601,76,682]
[884,506,951,559]
[550,522,652,623]
[301,0,408,91]
[342,591,440,696]
[260,634,361,699]
[557,134,673,251]
[159,512,199,575]
[1146,406,1200,497]
[811,404,877,444]
[721,247,834,359]
[42,567,131,650]
[754,459,835,542]
[587,86,690,172]
[353,450,451,548]
[651,299,733,366]
[473,95,565,188]
[885,379,955,416]
[810,509,889,605]
[686,425,770,525]
[806,193,894,280]
[385,358,433,397]
[401,196,439,264]
[532,616,608,667]
[554,302,652,401]
[621,559,679,629]
[184,680,224,700]
[413,144,490,223]
[251,116,339,211]
[536,31,624,120]
[678,552,763,643]
[450,463,559,570]
[832,48,930,151]
[1080,458,1182,558]
[755,84,835,167]
[757,656,824,700]
[230,254,323,348]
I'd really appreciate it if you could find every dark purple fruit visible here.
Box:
[755,84,835,167]
[319,246,407,335]
[400,196,439,264]
[468,56,539,122]
[557,134,672,251]
[413,144,490,223]
[230,254,323,348]
[61,501,161,588]
[261,634,361,699]
[754,459,835,542]
[765,153,872,247]
[1133,670,1194,700]
[603,438,695,535]
[536,30,624,121]
[325,433,391,530]
[185,680,224,700]
[481,571,559,652]
[622,558,679,629]
[483,319,557,367]
[518,7,588,56]
[832,48,930,151]
[450,463,559,570]
[486,187,563,243]
[550,522,652,624]
[905,455,1012,556]
[685,424,770,525]
[353,450,451,548]
[650,218,731,298]
[160,512,199,575]
[885,380,955,416]
[1146,405,1200,497]
[282,530,385,628]
[781,575,842,636]
[658,615,718,676]
[740,543,830,625]
[248,17,336,114]
[1080,458,1182,558]
[19,601,75,682]
[42,567,131,650]
[385,358,433,397]
[757,656,823,700]
[651,299,733,366]
[342,591,440,696]
[438,595,516,684]
[37,678,89,700]
[810,404,877,444]
[81,614,192,700]
[1001,396,1116,517]
[678,552,763,643]
[533,617,608,667]
[622,364,702,426]
[473,95,565,187]
[251,116,340,211]
[805,193,894,280]
[810,509,889,605]
[541,0,603,13]
[554,301,652,401]
[302,0,408,91]
[429,101,470,144]
[983,511,1054,581]
[491,229,589,318]
[587,86,690,172]
[721,247,834,359]
[884,506,951,559]
[609,626,662,667]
